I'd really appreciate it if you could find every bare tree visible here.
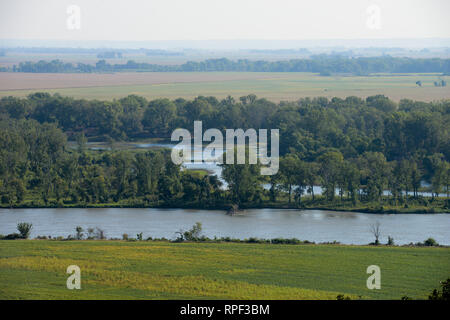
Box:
[370,221,381,245]
[95,227,106,240]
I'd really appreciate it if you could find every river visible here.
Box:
[0,208,448,245]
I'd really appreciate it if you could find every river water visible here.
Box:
[0,208,448,245]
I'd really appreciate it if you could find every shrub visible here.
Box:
[336,294,351,300]
[17,222,32,239]
[271,238,302,245]
[2,233,22,240]
[429,279,450,300]
[387,236,394,246]
[75,226,84,240]
[423,238,438,246]
[176,222,203,241]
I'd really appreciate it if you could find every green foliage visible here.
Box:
[428,279,450,300]
[423,238,439,247]
[1,233,22,240]
[221,148,264,205]
[16,222,32,239]
[176,222,203,242]
[387,236,395,246]
[270,238,304,245]
[0,93,449,210]
[75,226,84,240]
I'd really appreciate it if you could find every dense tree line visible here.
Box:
[0,93,448,209]
[3,56,450,74]
[1,93,448,161]
[0,119,224,207]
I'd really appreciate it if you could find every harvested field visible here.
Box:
[0,72,449,102]
[0,72,279,91]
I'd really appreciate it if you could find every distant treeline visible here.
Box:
[2,56,450,74]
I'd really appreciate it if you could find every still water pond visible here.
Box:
[0,208,449,245]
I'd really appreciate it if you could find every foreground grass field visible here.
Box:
[0,241,448,300]
[0,72,449,102]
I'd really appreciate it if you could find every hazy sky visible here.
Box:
[1,0,449,41]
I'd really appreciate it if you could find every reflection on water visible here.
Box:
[0,208,448,245]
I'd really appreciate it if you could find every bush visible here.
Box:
[429,279,450,300]
[86,228,95,239]
[17,222,32,239]
[423,238,438,246]
[387,236,394,246]
[176,222,203,241]
[271,238,302,245]
[75,226,84,240]
[1,233,23,240]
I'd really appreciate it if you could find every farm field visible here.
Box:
[0,72,449,102]
[0,240,448,300]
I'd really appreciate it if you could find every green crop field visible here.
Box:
[0,72,449,102]
[0,240,448,300]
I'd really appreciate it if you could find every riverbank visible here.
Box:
[0,240,448,300]
[1,198,449,214]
